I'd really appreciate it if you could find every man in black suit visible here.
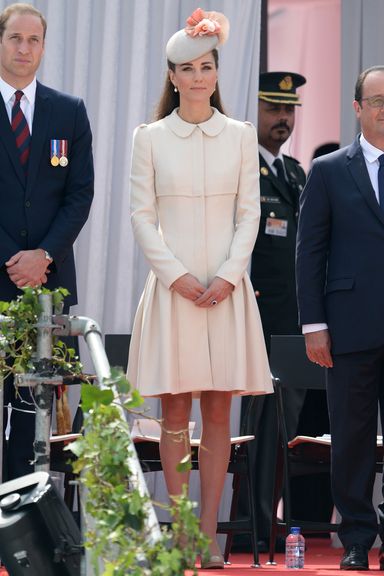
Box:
[296,65,384,571]
[0,3,94,479]
[236,72,307,550]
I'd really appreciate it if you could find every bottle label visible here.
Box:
[285,539,305,569]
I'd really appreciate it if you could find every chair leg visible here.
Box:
[223,471,241,563]
[63,472,76,510]
[268,441,284,565]
[245,443,260,568]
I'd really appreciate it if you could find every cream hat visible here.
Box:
[166,7,230,65]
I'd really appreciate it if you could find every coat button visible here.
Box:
[25,200,31,208]
[20,229,27,237]
[269,211,276,218]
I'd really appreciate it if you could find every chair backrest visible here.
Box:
[104,334,131,372]
[270,335,326,391]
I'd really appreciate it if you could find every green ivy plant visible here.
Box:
[0,286,82,379]
[69,369,210,575]
[0,288,210,575]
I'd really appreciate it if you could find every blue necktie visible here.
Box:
[378,154,384,211]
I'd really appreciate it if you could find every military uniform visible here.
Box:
[251,153,305,347]
[243,151,307,541]
[236,71,309,548]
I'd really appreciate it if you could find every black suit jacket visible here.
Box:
[0,81,94,305]
[250,153,306,342]
[296,135,384,354]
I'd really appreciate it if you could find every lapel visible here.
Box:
[26,81,52,197]
[259,154,293,205]
[346,135,384,226]
[0,92,26,187]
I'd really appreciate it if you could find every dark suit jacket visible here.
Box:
[251,153,305,343]
[296,135,384,355]
[0,81,94,306]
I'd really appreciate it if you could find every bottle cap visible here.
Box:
[291,527,301,534]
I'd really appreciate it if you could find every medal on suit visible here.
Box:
[260,167,269,176]
[50,139,59,166]
[59,140,68,167]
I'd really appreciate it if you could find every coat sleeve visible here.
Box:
[215,122,260,286]
[130,125,188,288]
[296,159,331,325]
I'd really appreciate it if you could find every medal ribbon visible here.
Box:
[59,140,68,159]
[51,139,58,159]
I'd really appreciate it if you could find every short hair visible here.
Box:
[0,3,47,40]
[355,65,384,102]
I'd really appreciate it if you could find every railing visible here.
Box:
[0,293,161,575]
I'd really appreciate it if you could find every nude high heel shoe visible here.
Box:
[200,553,225,569]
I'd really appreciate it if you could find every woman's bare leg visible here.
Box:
[199,390,232,554]
[159,392,192,497]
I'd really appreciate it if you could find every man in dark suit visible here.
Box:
[296,65,384,571]
[0,3,94,479]
[236,72,307,551]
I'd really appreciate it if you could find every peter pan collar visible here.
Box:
[165,107,227,138]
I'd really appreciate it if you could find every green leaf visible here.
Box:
[0,301,10,314]
[81,384,114,411]
[176,454,192,473]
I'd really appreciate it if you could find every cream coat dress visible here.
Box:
[127,108,272,397]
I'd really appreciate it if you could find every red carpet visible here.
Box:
[186,537,382,574]
[0,539,381,574]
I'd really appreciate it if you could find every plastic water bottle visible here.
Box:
[285,526,305,569]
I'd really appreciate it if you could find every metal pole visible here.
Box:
[34,293,55,472]
[0,315,12,486]
[54,315,162,544]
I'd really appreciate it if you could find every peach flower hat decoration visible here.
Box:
[166,7,230,65]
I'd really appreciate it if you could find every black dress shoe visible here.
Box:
[379,544,384,570]
[340,544,369,570]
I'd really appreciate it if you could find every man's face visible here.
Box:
[0,13,45,88]
[354,70,384,146]
[257,100,296,153]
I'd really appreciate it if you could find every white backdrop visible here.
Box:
[0,0,262,525]
[3,0,262,337]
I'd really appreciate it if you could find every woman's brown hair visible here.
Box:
[154,49,226,120]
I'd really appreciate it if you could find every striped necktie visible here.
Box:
[11,90,31,171]
[378,154,384,211]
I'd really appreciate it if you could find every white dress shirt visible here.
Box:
[259,144,286,178]
[0,76,36,133]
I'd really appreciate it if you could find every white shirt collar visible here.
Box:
[259,144,284,168]
[0,76,37,107]
[360,133,384,164]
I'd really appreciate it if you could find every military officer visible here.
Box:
[237,72,307,551]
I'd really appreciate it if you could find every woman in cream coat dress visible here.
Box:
[127,8,272,568]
